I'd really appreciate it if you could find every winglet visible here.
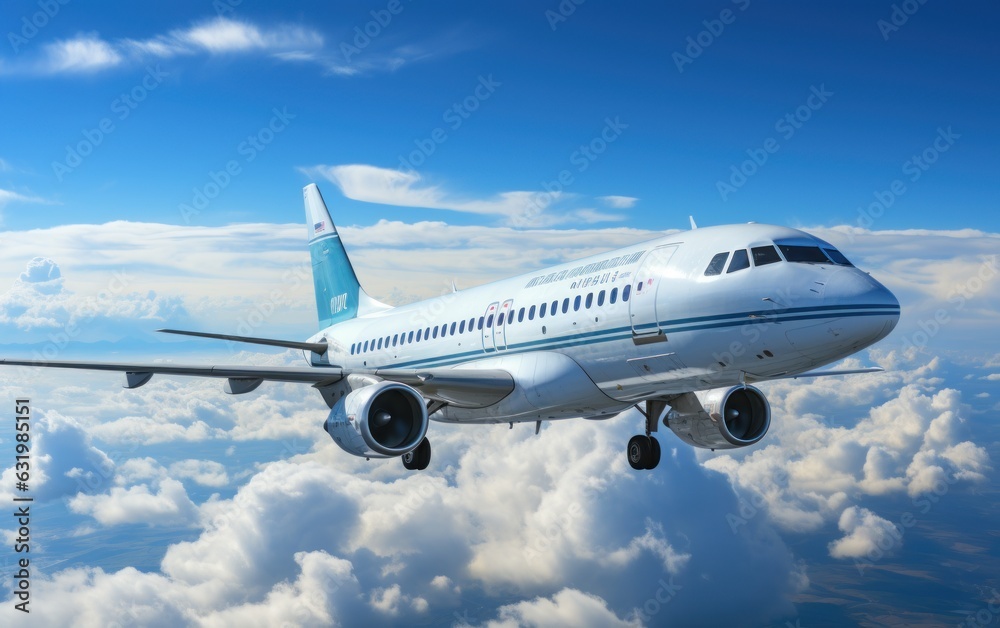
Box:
[689,216,698,230]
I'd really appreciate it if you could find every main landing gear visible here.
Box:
[627,400,668,470]
[402,437,431,471]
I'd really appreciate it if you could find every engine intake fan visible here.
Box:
[324,381,429,458]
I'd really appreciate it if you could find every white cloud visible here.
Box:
[1,216,999,623]
[41,34,123,73]
[169,459,230,487]
[305,164,626,227]
[68,478,198,526]
[981,373,1000,381]
[828,506,901,559]
[6,17,442,77]
[597,195,639,209]
[0,187,45,208]
[469,588,642,628]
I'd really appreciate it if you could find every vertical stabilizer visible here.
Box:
[304,184,388,329]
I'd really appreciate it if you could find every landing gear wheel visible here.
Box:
[627,435,651,470]
[646,436,661,470]
[402,437,431,471]
[627,435,660,470]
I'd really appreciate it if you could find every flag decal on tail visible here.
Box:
[314,220,326,233]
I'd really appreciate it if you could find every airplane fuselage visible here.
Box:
[306,223,899,424]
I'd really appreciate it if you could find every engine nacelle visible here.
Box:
[666,385,770,450]
[324,381,428,458]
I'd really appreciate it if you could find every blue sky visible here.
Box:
[1,1,997,233]
[1,2,999,627]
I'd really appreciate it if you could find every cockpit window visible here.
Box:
[779,245,830,264]
[823,248,853,266]
[727,249,750,273]
[751,245,781,266]
[704,252,729,276]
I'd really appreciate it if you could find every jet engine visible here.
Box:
[324,381,429,458]
[666,385,770,450]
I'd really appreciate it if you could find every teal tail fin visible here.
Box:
[303,184,389,329]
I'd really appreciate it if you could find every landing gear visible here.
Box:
[627,399,667,470]
[402,437,431,471]
[627,435,661,470]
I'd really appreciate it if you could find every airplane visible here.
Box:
[1,184,900,471]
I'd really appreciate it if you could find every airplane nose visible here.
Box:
[822,268,900,343]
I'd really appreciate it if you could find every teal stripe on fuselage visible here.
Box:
[363,303,898,370]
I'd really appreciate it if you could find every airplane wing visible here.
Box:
[0,359,514,409]
[748,367,884,382]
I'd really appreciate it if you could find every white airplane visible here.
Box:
[1,184,900,471]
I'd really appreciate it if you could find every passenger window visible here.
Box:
[727,249,750,273]
[622,284,631,301]
[392,334,398,347]
[363,340,369,352]
[778,245,828,263]
[529,305,536,320]
[610,287,618,304]
[574,295,581,311]
[751,245,781,266]
[432,327,438,339]
[823,248,853,266]
[597,290,605,306]
[585,293,593,308]
[350,343,355,355]
[408,331,414,343]
[450,322,456,335]
[540,303,547,318]
[377,338,383,350]
[459,320,466,334]
[551,300,558,315]
[486,314,494,328]
[704,252,729,276]
[496,312,504,326]
[636,282,643,292]
[518,307,525,322]
[478,317,484,330]
[562,298,569,314]
[416,330,422,342]
[425,327,431,339]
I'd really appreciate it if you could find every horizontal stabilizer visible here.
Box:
[157,329,328,355]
